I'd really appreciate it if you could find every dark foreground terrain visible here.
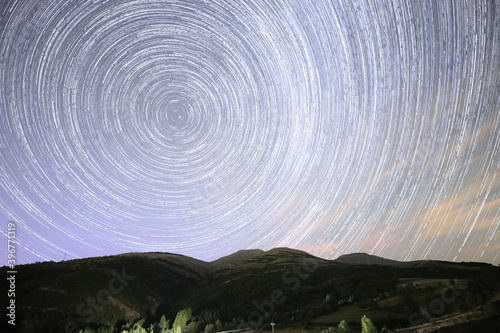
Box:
[1,248,500,332]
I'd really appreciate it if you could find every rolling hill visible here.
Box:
[334,253,421,268]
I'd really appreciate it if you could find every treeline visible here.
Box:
[76,308,243,333]
[75,313,389,333]
[321,316,388,333]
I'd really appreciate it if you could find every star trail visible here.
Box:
[1,0,499,266]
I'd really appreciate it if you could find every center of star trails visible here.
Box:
[162,100,192,132]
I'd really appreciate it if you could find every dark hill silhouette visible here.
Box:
[334,252,421,268]
[118,251,211,276]
[209,247,329,270]
[209,249,265,270]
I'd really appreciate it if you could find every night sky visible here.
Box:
[1,0,499,266]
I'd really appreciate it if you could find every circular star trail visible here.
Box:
[1,0,499,265]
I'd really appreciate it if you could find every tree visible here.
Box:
[321,328,335,333]
[322,320,351,333]
[185,321,199,333]
[223,318,237,331]
[159,315,169,330]
[215,319,223,332]
[204,323,215,333]
[338,319,351,332]
[173,309,192,332]
[361,315,378,333]
[133,319,145,331]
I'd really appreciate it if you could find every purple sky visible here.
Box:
[1,0,499,266]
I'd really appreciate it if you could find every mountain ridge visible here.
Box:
[334,252,422,268]
[114,248,420,270]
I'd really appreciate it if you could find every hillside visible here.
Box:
[1,249,500,333]
[334,253,421,268]
[209,249,265,271]
[0,252,210,332]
